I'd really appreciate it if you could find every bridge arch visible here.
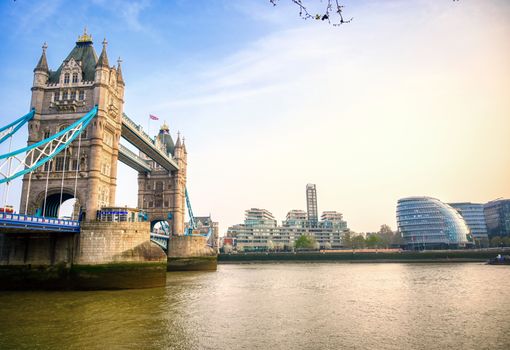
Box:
[150,218,171,235]
[32,187,85,219]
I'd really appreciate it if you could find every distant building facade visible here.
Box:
[449,202,488,244]
[396,197,471,249]
[186,216,219,250]
[227,208,348,251]
[483,199,510,238]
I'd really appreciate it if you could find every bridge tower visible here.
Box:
[137,124,187,235]
[19,30,125,221]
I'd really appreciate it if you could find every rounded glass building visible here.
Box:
[396,197,470,249]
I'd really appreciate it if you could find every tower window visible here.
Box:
[63,91,68,100]
[72,73,78,83]
[64,73,70,84]
[54,91,60,101]
[70,91,76,100]
[79,90,85,100]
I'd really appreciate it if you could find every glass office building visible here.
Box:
[397,197,470,249]
[449,202,488,244]
[483,199,510,238]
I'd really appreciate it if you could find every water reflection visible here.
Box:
[0,264,509,350]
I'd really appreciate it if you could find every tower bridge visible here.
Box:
[0,31,216,290]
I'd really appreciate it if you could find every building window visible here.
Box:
[81,128,87,139]
[149,202,154,208]
[43,130,50,139]
[43,161,52,172]
[79,90,85,100]
[72,73,78,83]
[63,91,68,100]
[64,73,70,84]
[70,91,76,100]
[55,157,65,171]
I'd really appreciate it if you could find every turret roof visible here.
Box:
[34,43,49,72]
[96,38,109,68]
[48,35,98,83]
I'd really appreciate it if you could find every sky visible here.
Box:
[0,0,509,234]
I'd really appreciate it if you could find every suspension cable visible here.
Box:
[24,151,35,215]
[2,135,14,209]
[72,132,82,220]
[42,142,53,217]
[58,145,68,218]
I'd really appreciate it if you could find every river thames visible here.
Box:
[1,263,509,349]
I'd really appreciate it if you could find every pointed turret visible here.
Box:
[117,57,124,85]
[34,43,49,73]
[96,38,109,68]
[175,131,182,148]
[182,137,187,154]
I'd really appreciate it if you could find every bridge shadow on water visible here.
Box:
[0,271,213,350]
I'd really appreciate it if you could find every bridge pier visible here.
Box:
[0,222,167,290]
[167,235,217,271]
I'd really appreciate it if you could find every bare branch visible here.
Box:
[270,0,353,26]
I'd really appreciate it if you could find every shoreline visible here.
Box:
[218,250,508,264]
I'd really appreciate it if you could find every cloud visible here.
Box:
[91,0,152,32]
[9,0,64,33]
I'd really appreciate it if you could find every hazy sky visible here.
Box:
[0,0,509,233]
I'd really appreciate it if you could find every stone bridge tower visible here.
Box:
[20,30,125,221]
[137,124,187,235]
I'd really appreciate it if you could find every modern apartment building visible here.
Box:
[227,208,348,251]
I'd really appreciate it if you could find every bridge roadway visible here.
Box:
[120,113,179,172]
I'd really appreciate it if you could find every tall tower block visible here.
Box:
[306,183,318,227]
[20,30,125,221]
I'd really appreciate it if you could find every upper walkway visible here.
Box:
[121,113,179,172]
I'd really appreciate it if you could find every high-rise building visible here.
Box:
[449,203,488,244]
[306,184,318,227]
[484,199,510,238]
[396,197,471,249]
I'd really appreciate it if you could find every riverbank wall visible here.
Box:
[218,250,509,263]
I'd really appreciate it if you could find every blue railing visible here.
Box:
[0,212,80,232]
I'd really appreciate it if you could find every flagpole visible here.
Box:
[147,115,150,140]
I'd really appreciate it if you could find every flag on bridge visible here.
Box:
[149,114,159,120]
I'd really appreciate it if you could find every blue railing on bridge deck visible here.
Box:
[0,212,80,232]
[150,232,169,250]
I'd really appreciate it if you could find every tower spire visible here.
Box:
[117,57,124,85]
[34,42,49,72]
[96,38,109,67]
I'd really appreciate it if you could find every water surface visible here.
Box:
[1,263,509,349]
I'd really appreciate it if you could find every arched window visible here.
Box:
[64,73,70,84]
[72,73,78,83]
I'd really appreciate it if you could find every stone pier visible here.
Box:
[167,235,217,271]
[0,222,167,290]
